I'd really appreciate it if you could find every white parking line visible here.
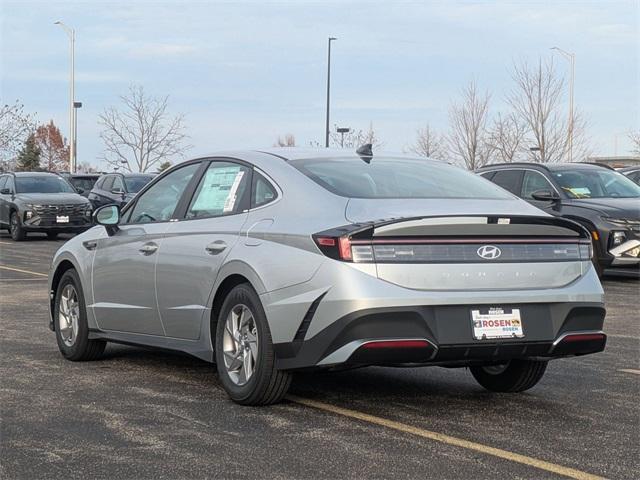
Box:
[0,265,48,277]
[618,369,640,375]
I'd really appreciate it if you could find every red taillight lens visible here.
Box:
[316,237,336,247]
[338,237,352,261]
[314,234,355,261]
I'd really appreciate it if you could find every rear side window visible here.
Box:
[251,172,277,208]
[490,170,523,195]
[0,176,7,190]
[186,162,250,219]
[289,157,512,199]
[112,176,124,192]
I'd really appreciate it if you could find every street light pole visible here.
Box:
[551,47,575,162]
[55,21,76,172]
[325,37,337,148]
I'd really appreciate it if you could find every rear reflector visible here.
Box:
[361,340,432,349]
[559,333,606,343]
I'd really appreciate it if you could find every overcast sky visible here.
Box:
[1,0,638,168]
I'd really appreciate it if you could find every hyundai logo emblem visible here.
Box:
[477,245,502,260]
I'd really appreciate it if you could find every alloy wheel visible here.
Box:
[222,304,259,386]
[59,284,80,347]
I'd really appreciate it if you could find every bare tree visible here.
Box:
[0,99,36,168]
[628,130,640,156]
[274,134,296,147]
[409,124,446,159]
[330,122,384,149]
[486,113,527,163]
[99,85,191,172]
[507,58,591,163]
[447,81,492,170]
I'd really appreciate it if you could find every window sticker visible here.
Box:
[191,166,243,213]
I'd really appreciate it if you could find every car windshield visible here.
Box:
[552,169,640,199]
[124,176,154,193]
[290,157,513,199]
[69,177,98,191]
[15,175,76,194]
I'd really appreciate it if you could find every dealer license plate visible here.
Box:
[471,307,524,340]
[56,215,69,223]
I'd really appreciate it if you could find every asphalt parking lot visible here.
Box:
[1,232,638,480]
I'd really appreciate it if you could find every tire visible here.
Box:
[215,283,291,405]
[54,269,106,361]
[470,359,548,393]
[9,211,26,241]
[47,232,58,240]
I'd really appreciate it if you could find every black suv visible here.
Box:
[0,172,93,241]
[620,166,640,185]
[88,172,154,209]
[477,162,640,276]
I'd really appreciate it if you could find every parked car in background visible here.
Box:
[88,172,154,208]
[477,162,640,276]
[0,172,93,241]
[619,166,640,185]
[58,172,101,197]
[49,148,606,405]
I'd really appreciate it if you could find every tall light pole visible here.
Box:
[551,46,575,162]
[55,21,76,172]
[325,37,337,148]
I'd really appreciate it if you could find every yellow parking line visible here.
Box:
[619,369,640,375]
[0,265,48,277]
[288,396,605,480]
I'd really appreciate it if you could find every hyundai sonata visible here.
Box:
[48,148,606,405]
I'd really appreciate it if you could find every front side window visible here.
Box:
[553,169,640,199]
[111,176,124,192]
[15,175,76,194]
[125,163,199,224]
[490,170,522,195]
[251,172,277,208]
[186,162,250,219]
[102,176,114,192]
[290,157,513,199]
[522,171,554,199]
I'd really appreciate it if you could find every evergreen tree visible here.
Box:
[15,133,41,171]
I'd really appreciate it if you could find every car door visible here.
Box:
[91,163,202,335]
[155,160,252,340]
[521,170,561,213]
[92,175,114,208]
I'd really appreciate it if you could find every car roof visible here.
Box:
[255,147,436,163]
[11,171,61,177]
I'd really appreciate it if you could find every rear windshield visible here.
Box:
[552,169,640,199]
[15,175,76,194]
[69,177,98,191]
[125,175,154,193]
[290,157,513,199]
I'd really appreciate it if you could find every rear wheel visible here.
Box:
[9,211,26,241]
[54,269,106,361]
[470,359,547,393]
[215,283,291,405]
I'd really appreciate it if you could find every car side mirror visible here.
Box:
[93,204,120,235]
[531,190,560,202]
[0,187,11,195]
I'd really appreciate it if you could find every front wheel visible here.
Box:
[54,269,106,361]
[470,359,548,393]
[215,284,291,405]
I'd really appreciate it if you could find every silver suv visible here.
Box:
[48,149,606,405]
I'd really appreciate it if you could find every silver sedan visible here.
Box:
[48,148,606,405]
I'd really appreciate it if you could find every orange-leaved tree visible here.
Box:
[34,120,70,172]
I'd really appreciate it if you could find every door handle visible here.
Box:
[139,243,159,255]
[205,240,227,255]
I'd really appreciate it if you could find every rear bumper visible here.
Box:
[274,303,606,370]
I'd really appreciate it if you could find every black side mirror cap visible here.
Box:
[0,188,12,195]
[531,190,560,201]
